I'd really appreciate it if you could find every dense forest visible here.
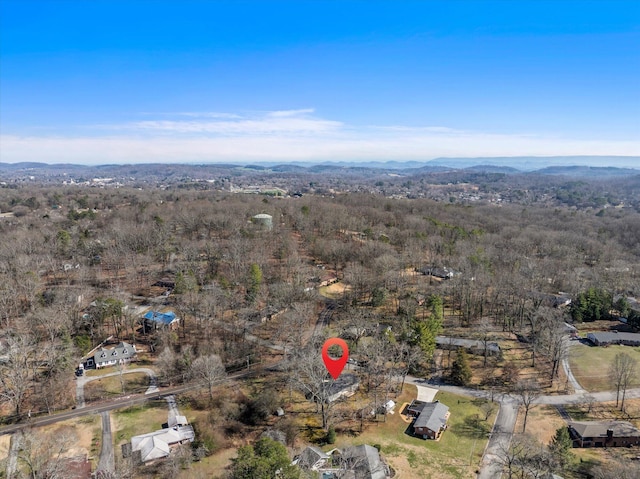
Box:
[0,179,639,478]
[1,182,638,410]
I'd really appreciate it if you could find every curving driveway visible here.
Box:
[76,367,158,409]
[406,371,640,479]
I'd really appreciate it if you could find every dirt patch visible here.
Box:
[61,416,99,457]
[319,282,348,298]
[0,434,11,462]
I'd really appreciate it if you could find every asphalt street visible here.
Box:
[96,411,114,475]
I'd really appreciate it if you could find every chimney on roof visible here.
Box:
[607,429,613,439]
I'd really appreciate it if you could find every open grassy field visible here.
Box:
[568,343,640,392]
[177,447,237,479]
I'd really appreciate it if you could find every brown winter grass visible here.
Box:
[177,447,237,479]
[83,372,150,402]
[564,398,640,422]
[514,404,565,443]
[0,434,11,462]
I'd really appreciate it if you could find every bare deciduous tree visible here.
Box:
[0,335,36,418]
[290,341,342,431]
[495,434,552,479]
[17,426,78,479]
[191,354,226,403]
[609,352,638,411]
[515,379,541,433]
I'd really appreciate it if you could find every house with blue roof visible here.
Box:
[143,311,180,332]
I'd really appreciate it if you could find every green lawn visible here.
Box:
[335,388,495,479]
[112,401,171,446]
[569,343,640,392]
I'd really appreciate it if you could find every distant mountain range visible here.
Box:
[1,156,638,178]
[261,156,639,171]
[426,156,640,171]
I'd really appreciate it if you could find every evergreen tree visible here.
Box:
[570,288,613,322]
[427,294,444,321]
[450,349,472,386]
[549,426,573,468]
[410,315,442,363]
[326,426,336,444]
[246,263,263,304]
[230,436,300,479]
[628,309,640,332]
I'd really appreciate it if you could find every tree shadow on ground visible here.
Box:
[449,414,492,439]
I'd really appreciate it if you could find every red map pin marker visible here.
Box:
[322,338,349,380]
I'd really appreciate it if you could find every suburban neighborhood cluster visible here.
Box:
[0,168,639,479]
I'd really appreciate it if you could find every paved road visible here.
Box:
[1,302,327,436]
[562,339,586,395]
[477,397,519,479]
[316,300,336,334]
[96,411,114,475]
[0,363,267,436]
[76,367,159,408]
[406,374,640,479]
[5,431,22,478]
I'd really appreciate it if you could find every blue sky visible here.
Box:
[1,0,639,165]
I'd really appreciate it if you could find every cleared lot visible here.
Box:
[568,342,640,392]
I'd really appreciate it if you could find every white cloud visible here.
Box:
[129,117,342,135]
[2,132,638,165]
[1,109,638,165]
[268,108,316,118]
[124,109,341,135]
[139,112,243,119]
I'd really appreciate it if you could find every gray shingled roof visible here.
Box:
[341,444,387,479]
[587,331,640,344]
[297,446,329,470]
[93,341,136,365]
[414,401,449,433]
[570,421,640,439]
